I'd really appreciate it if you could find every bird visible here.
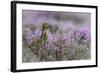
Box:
[40,23,48,43]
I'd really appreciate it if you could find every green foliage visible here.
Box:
[48,25,58,33]
[30,26,36,31]
[76,48,86,60]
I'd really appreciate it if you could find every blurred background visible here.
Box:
[22,10,91,32]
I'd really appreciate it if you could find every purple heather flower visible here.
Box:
[73,30,81,40]
[34,29,41,37]
[25,30,34,44]
[80,25,91,41]
[48,32,54,42]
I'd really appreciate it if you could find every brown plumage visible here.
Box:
[40,23,48,41]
